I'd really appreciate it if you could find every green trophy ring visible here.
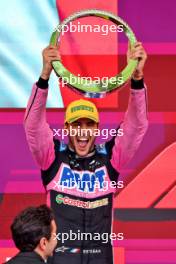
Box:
[50,9,138,98]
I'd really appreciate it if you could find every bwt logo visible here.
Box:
[57,165,107,193]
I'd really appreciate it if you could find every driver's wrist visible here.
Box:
[36,77,49,89]
[133,70,144,80]
[131,78,144,90]
[40,68,52,80]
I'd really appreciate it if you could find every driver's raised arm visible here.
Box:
[24,45,60,170]
[110,42,149,172]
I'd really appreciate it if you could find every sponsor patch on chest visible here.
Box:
[56,194,108,209]
[53,163,110,194]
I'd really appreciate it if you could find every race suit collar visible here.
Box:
[68,144,96,158]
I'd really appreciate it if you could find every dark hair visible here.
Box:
[11,205,55,252]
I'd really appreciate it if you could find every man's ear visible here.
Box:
[64,122,68,130]
[38,237,47,251]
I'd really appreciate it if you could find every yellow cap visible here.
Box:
[65,99,99,124]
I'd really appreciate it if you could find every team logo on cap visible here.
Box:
[71,105,94,112]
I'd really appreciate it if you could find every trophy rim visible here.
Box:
[50,9,138,97]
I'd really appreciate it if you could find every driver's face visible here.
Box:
[65,118,98,157]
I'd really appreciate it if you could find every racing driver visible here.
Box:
[24,42,148,264]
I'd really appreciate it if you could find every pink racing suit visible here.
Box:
[24,80,148,264]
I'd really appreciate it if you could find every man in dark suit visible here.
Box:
[5,205,57,263]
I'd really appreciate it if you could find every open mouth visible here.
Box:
[77,137,89,148]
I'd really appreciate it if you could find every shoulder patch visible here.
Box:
[59,141,67,152]
[96,143,107,155]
